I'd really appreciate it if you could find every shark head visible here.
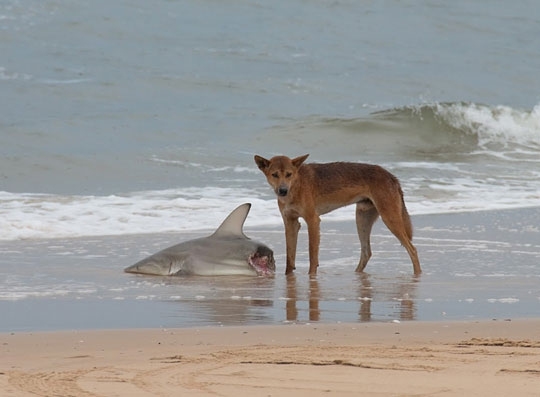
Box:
[248,244,276,276]
[124,203,275,277]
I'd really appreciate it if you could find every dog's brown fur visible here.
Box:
[254,154,421,275]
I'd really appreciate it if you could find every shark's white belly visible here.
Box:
[189,257,257,276]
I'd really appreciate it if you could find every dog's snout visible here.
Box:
[277,186,288,197]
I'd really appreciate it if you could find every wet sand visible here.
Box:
[1,207,539,331]
[2,319,540,396]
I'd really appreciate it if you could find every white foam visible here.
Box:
[135,295,156,300]
[1,155,539,240]
[0,284,97,301]
[0,66,32,81]
[0,189,282,241]
[487,298,520,304]
[435,102,540,149]
[455,273,477,278]
[149,157,259,174]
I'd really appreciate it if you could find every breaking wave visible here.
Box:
[298,102,540,158]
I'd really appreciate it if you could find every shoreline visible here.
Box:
[1,206,539,332]
[2,319,540,396]
[1,204,540,243]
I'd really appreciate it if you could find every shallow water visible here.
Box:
[1,208,538,331]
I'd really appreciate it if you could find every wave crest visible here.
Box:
[306,102,540,157]
[432,102,540,148]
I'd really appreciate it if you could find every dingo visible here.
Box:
[254,154,421,275]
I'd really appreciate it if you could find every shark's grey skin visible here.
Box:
[124,203,275,276]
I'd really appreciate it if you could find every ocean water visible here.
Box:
[1,0,539,329]
[2,0,540,239]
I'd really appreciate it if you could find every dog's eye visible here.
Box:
[285,172,292,178]
[271,172,279,178]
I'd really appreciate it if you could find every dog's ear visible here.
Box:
[292,154,309,168]
[254,155,270,171]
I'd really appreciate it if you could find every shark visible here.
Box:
[124,203,275,276]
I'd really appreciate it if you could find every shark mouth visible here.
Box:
[249,247,276,276]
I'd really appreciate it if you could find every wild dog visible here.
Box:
[254,154,421,275]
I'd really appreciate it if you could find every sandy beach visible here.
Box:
[2,319,540,396]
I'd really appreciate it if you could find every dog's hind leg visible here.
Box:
[378,205,421,275]
[354,202,379,272]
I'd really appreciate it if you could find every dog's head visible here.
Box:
[254,154,309,198]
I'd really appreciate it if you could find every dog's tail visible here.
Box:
[400,188,414,240]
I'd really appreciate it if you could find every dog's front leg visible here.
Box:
[283,215,301,275]
[305,214,321,275]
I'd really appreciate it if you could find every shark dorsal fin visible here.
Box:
[211,203,251,238]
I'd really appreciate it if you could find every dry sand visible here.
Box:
[2,319,540,396]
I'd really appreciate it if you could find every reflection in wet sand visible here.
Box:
[286,272,419,323]
[285,274,321,321]
[309,276,320,321]
[164,276,277,326]
[358,273,372,322]
[285,275,298,322]
[356,273,420,321]
[286,275,322,322]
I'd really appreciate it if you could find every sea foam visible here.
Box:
[435,102,540,148]
[1,174,538,241]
